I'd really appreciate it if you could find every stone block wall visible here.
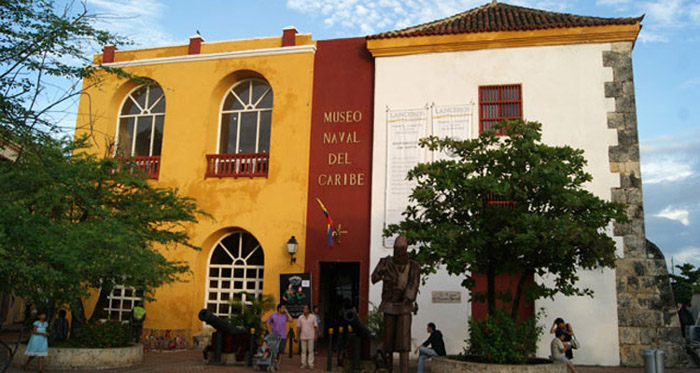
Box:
[604,41,689,367]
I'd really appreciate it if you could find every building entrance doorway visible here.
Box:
[318,262,360,335]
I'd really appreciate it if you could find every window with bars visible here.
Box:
[103,286,144,321]
[205,232,265,318]
[479,84,522,135]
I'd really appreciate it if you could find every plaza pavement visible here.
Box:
[5,348,699,372]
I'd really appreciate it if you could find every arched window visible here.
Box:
[205,232,265,317]
[206,79,272,178]
[116,84,165,178]
[219,79,272,154]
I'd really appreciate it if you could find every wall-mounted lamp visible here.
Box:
[287,236,298,264]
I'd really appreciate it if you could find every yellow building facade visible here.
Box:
[75,30,315,333]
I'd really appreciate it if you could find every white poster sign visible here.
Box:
[383,108,428,247]
[432,104,472,161]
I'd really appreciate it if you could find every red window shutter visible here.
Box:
[479,84,522,135]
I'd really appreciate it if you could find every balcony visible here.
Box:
[205,153,269,178]
[116,156,160,180]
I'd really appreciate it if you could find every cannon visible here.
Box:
[342,308,373,340]
[198,309,246,364]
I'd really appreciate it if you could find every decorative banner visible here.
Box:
[383,108,428,247]
[280,273,312,317]
[432,104,472,161]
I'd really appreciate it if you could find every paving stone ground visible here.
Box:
[4,348,700,373]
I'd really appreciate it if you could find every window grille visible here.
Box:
[479,84,522,135]
[205,232,265,318]
[116,85,166,179]
[103,285,144,321]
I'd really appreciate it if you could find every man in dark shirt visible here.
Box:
[678,303,695,338]
[413,322,446,373]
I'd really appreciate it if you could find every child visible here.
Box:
[255,338,271,360]
[23,310,49,372]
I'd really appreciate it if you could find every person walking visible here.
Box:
[295,304,318,369]
[131,301,146,343]
[267,304,292,367]
[23,310,49,372]
[413,322,446,373]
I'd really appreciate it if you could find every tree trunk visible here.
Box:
[510,270,533,321]
[486,265,496,316]
[70,297,87,339]
[0,292,9,330]
[88,287,111,323]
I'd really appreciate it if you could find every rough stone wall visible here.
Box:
[604,41,689,367]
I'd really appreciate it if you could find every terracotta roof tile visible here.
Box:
[368,1,643,39]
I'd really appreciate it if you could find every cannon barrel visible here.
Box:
[198,309,243,335]
[342,308,373,340]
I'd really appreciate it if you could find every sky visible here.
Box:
[74,0,700,269]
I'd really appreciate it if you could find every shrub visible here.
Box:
[364,306,383,340]
[72,319,131,348]
[227,293,274,340]
[465,310,542,364]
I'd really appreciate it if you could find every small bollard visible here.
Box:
[655,349,665,373]
[337,327,345,368]
[327,328,334,371]
[351,326,360,371]
[248,328,255,367]
[643,349,657,373]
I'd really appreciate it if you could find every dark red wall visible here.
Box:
[471,272,535,322]
[304,37,374,317]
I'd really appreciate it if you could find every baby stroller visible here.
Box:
[254,334,280,372]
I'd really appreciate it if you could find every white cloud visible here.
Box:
[642,159,693,183]
[86,0,178,47]
[596,0,632,5]
[638,30,670,43]
[669,246,700,269]
[640,131,700,183]
[642,0,684,26]
[595,0,700,43]
[691,3,700,23]
[285,0,578,35]
[655,206,691,226]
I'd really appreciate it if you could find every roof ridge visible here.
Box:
[368,1,643,40]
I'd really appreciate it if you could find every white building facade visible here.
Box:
[366,2,686,367]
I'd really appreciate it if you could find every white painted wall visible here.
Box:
[370,42,622,365]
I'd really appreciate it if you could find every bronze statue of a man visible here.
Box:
[371,235,420,373]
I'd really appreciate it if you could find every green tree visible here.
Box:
[0,135,206,334]
[386,120,628,320]
[0,0,206,335]
[670,263,700,305]
[0,0,127,143]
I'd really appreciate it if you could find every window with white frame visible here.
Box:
[104,285,144,321]
[205,232,265,318]
[116,85,166,157]
[219,79,272,154]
